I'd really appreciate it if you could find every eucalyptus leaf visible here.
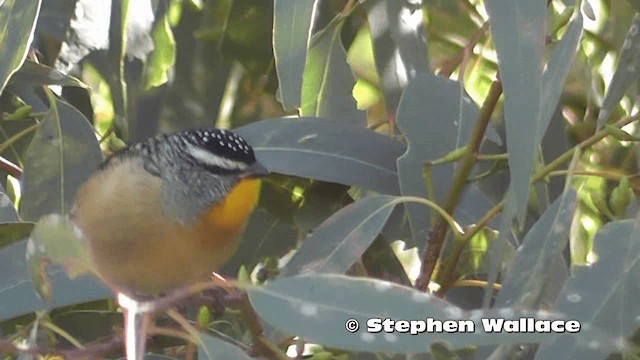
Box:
[20,98,102,221]
[273,0,318,111]
[235,117,404,195]
[0,0,42,96]
[484,0,546,221]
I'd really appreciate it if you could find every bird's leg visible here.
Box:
[118,293,154,360]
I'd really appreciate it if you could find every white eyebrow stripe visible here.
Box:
[187,145,248,170]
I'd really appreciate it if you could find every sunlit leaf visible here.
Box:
[365,0,429,113]
[273,0,318,111]
[0,0,42,96]
[300,18,366,125]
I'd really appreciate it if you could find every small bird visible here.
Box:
[70,128,268,358]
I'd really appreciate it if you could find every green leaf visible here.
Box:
[300,17,366,125]
[8,60,88,88]
[235,117,404,195]
[484,0,546,221]
[198,333,252,360]
[20,97,102,221]
[628,0,640,13]
[496,190,577,308]
[25,214,94,300]
[273,0,318,111]
[0,222,33,248]
[597,14,640,128]
[248,274,612,353]
[144,11,177,89]
[0,0,42,96]
[281,195,398,276]
[537,220,640,358]
[364,0,429,112]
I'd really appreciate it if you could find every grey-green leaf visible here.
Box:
[274,0,318,111]
[235,117,404,194]
[396,73,494,247]
[365,0,429,113]
[281,195,398,276]
[536,220,639,359]
[496,190,577,308]
[248,274,614,353]
[539,12,583,143]
[597,14,640,128]
[0,0,42,96]
[0,239,111,321]
[484,0,546,221]
[198,333,252,360]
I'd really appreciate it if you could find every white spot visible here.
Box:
[73,224,85,241]
[300,303,318,317]
[445,306,463,319]
[499,308,514,318]
[374,281,393,292]
[219,141,224,146]
[537,310,553,319]
[411,291,430,303]
[360,333,375,343]
[552,223,565,234]
[0,195,10,207]
[470,309,483,321]
[566,293,581,303]
[26,239,36,256]
[384,333,398,343]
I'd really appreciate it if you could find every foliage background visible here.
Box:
[0,0,639,359]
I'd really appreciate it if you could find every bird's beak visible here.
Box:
[246,161,269,178]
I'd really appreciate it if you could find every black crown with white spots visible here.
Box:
[103,128,258,175]
[182,128,255,163]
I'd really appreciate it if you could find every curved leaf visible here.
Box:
[0,0,42,95]
[597,14,640,128]
[9,60,88,88]
[248,274,614,353]
[281,195,398,276]
[235,117,404,194]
